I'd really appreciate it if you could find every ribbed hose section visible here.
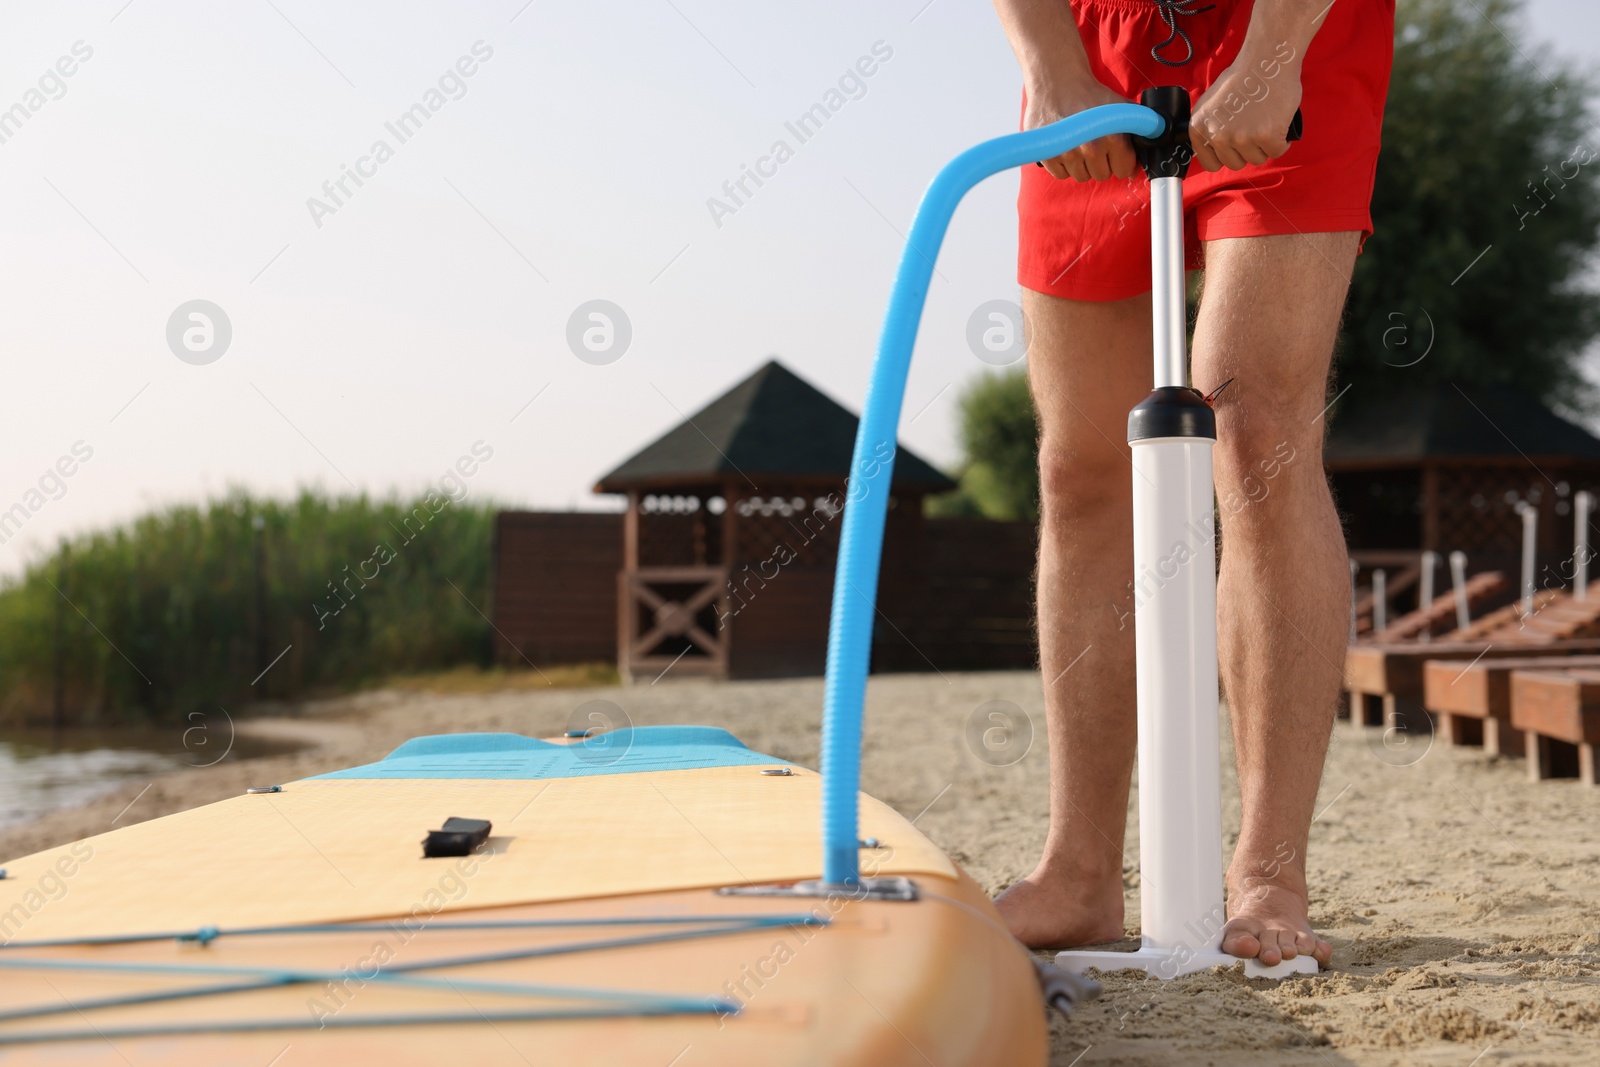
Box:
[819,104,1167,885]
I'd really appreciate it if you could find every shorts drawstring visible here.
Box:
[1149,0,1217,66]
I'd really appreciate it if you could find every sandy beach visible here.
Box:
[4,670,1597,1066]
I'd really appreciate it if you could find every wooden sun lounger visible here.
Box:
[1510,667,1600,785]
[1343,639,1600,732]
[1346,591,1600,731]
[1421,654,1600,757]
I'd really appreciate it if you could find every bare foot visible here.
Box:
[993,865,1125,949]
[1220,873,1332,968]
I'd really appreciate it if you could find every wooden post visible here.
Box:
[722,481,739,571]
[1483,716,1526,759]
[1527,732,1553,782]
[623,491,640,571]
[694,488,708,566]
[618,492,640,682]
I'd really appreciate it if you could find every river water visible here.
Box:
[0,719,303,831]
[0,733,183,831]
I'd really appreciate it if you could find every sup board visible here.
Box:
[0,726,1049,1065]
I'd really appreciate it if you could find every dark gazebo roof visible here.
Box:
[595,359,956,493]
[1325,383,1600,468]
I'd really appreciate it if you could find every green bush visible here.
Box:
[0,489,497,728]
[928,367,1039,521]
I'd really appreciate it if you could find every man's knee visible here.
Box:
[1213,418,1323,521]
[1038,440,1131,527]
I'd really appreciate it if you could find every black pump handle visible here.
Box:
[1135,86,1303,179]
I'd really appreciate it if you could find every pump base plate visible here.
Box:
[1055,946,1319,980]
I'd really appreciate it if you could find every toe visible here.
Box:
[1294,930,1319,959]
[1274,929,1299,961]
[1314,938,1333,966]
[1220,925,1262,961]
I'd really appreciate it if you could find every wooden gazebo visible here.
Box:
[594,360,954,682]
[1328,383,1600,601]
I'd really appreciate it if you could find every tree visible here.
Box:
[931,367,1038,520]
[1341,0,1600,414]
[943,0,1600,518]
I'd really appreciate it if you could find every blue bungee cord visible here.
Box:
[0,912,824,950]
[818,103,1168,885]
[0,912,826,1042]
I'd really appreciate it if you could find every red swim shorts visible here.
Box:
[1018,0,1394,301]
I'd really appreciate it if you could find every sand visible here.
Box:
[4,670,1597,1066]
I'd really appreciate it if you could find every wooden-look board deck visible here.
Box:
[0,727,1048,1065]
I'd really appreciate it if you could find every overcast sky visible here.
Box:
[0,0,1596,576]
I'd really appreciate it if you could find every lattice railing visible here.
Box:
[618,566,728,681]
[734,494,842,569]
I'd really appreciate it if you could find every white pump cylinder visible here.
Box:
[1130,435,1223,957]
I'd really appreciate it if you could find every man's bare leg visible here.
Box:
[993,289,1152,948]
[1191,232,1360,967]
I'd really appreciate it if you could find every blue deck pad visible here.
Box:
[307,725,791,781]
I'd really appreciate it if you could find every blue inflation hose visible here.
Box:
[819,104,1167,886]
